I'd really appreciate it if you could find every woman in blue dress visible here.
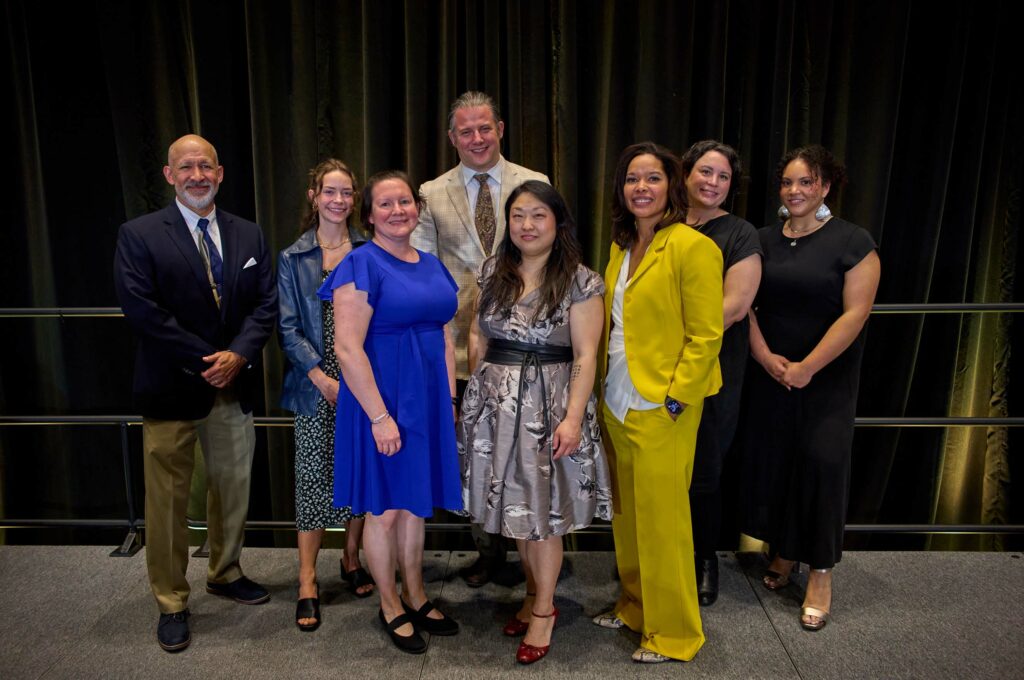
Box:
[319,170,462,654]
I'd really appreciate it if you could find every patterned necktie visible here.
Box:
[474,173,496,254]
[197,217,223,307]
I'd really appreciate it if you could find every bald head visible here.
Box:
[163,134,223,216]
[167,134,219,167]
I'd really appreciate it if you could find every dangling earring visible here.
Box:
[777,205,790,219]
[815,203,832,221]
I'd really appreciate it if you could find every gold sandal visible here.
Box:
[800,568,832,631]
[800,605,830,631]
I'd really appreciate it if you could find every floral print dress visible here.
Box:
[458,263,613,540]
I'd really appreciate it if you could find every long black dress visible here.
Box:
[689,214,762,557]
[739,217,876,569]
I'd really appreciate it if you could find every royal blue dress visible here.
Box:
[318,241,462,517]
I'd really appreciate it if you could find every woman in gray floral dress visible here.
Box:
[459,181,612,665]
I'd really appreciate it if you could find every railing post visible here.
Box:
[110,420,142,557]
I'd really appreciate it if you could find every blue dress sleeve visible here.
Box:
[317,249,381,307]
[427,252,459,295]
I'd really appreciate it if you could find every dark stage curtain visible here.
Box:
[2,0,1020,550]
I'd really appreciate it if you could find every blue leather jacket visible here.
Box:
[277,227,368,415]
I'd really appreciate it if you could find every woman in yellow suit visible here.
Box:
[593,142,724,663]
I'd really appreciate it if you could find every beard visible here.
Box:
[178,180,219,213]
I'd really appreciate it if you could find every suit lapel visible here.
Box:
[163,205,216,302]
[495,158,514,249]
[217,209,240,312]
[604,245,625,323]
[444,168,483,254]
[627,226,671,288]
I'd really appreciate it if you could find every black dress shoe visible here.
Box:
[402,598,459,636]
[458,557,498,588]
[157,610,191,652]
[697,557,719,606]
[206,575,270,604]
[379,609,427,654]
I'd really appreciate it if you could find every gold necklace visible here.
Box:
[784,219,827,246]
[317,234,350,250]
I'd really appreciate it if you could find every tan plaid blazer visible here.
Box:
[411,157,549,378]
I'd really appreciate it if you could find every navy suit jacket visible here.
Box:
[114,202,278,419]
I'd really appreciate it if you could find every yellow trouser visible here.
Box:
[603,402,705,661]
[142,390,255,613]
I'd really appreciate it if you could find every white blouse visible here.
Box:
[604,250,661,423]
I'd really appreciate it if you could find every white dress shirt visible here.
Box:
[460,160,502,222]
[604,250,661,423]
[176,198,223,257]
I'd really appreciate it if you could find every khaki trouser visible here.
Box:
[142,390,255,613]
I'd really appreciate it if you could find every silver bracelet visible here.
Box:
[370,410,390,425]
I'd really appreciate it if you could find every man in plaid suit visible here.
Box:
[411,91,548,586]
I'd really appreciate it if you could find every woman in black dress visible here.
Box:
[741,146,880,630]
[680,141,762,606]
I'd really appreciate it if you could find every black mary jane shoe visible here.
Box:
[697,557,720,606]
[402,598,460,636]
[379,609,427,654]
[295,583,321,632]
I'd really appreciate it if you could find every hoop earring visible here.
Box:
[777,205,790,219]
[815,203,832,221]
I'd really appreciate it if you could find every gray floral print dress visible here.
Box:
[458,263,613,540]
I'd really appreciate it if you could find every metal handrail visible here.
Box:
[2,302,1023,318]
[2,301,1022,552]
[2,415,1021,427]
[2,518,1021,536]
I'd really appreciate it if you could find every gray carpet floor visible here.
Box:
[0,546,1021,679]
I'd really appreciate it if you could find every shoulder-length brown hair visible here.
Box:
[479,180,583,322]
[300,158,358,235]
[610,142,687,249]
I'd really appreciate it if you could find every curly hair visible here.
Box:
[775,145,847,189]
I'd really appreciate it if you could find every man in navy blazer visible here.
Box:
[114,134,277,652]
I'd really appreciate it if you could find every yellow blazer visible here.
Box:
[603,222,724,407]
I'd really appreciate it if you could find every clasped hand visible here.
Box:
[202,350,246,388]
[761,353,813,390]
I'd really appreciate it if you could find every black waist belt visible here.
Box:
[483,339,574,459]
[484,339,574,365]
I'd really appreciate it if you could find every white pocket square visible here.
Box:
[243,257,257,269]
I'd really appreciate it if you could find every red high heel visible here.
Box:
[503,592,535,637]
[515,608,559,664]
[503,616,529,637]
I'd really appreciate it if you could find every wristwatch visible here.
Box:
[664,397,685,416]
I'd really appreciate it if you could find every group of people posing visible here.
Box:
[114,91,880,664]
